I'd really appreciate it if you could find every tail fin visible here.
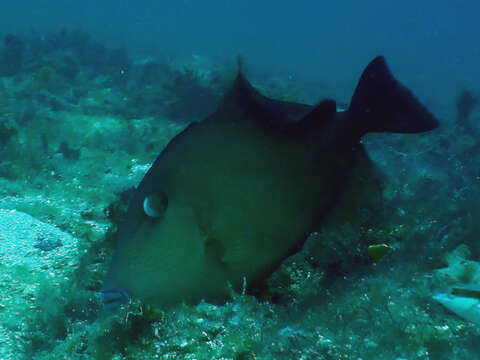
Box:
[348,56,438,135]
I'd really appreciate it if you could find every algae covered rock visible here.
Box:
[0,209,80,358]
[0,209,79,270]
[1,34,25,76]
[433,244,480,325]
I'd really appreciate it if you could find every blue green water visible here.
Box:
[2,1,479,107]
[0,1,479,359]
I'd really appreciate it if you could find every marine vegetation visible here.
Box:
[2,29,480,359]
[1,34,25,76]
[456,88,478,125]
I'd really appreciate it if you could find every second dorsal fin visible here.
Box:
[216,59,334,133]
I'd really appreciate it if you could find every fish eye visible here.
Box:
[143,192,168,218]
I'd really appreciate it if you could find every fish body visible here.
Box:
[102,56,438,308]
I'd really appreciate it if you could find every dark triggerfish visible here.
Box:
[102,56,438,308]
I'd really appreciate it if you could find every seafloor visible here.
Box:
[0,29,479,360]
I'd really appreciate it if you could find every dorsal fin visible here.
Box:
[285,99,337,136]
[216,59,317,128]
[236,55,244,75]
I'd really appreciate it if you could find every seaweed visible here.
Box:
[456,89,478,124]
[1,34,25,76]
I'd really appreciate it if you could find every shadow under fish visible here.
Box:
[102,56,439,308]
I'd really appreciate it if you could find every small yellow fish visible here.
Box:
[367,244,393,261]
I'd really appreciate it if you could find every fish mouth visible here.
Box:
[101,288,130,310]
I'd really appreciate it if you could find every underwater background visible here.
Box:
[0,0,480,359]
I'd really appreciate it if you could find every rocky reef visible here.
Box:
[0,29,480,359]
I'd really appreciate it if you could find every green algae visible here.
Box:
[1,32,480,359]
